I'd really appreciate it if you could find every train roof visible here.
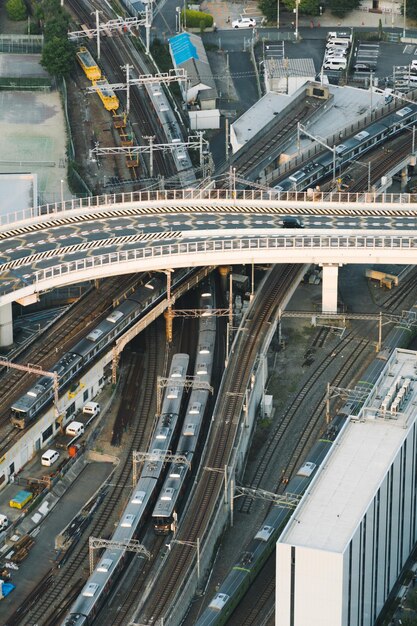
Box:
[379,103,417,130]
[72,297,145,357]
[11,352,82,412]
[335,122,387,155]
[289,162,323,184]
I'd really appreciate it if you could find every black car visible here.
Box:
[282,216,304,228]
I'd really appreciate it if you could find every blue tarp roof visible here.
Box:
[169,33,199,66]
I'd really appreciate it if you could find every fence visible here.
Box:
[0,34,44,53]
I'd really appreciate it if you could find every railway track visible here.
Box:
[0,275,142,453]
[6,323,164,626]
[380,267,417,312]
[220,104,314,180]
[90,289,200,626]
[137,264,302,624]
[238,331,371,514]
[348,133,414,194]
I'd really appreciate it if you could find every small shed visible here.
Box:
[169,32,217,108]
[264,58,316,95]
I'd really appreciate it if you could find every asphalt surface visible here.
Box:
[0,461,113,623]
[1,210,417,296]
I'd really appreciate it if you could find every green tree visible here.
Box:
[5,0,27,21]
[44,15,70,41]
[408,2,417,20]
[327,0,360,18]
[258,0,320,22]
[41,36,75,78]
[282,0,321,15]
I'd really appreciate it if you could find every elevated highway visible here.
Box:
[1,188,416,344]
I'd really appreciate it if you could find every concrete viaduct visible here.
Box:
[0,188,416,345]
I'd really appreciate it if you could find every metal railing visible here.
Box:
[32,234,417,281]
[2,188,417,228]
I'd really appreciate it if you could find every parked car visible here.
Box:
[353,62,372,72]
[232,17,256,28]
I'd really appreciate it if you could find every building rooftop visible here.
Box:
[231,82,386,153]
[169,33,217,96]
[265,57,316,79]
[279,348,417,554]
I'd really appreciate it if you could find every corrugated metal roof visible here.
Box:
[169,33,199,65]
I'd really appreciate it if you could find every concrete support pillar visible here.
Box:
[401,166,408,191]
[321,264,339,313]
[0,303,13,346]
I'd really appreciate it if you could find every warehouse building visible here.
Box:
[276,348,417,626]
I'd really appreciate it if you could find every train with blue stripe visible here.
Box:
[275,103,417,191]
[195,305,417,626]
[10,271,190,429]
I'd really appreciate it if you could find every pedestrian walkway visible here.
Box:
[200,0,416,32]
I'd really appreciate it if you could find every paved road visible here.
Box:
[0,461,113,623]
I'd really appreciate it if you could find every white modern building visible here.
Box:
[276,348,417,626]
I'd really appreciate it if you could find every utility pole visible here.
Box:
[123,64,133,114]
[144,136,155,177]
[94,10,101,60]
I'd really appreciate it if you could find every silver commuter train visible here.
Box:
[62,352,190,626]
[146,81,196,186]
[10,272,190,429]
[275,103,417,192]
[152,290,217,534]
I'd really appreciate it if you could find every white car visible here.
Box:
[232,17,256,29]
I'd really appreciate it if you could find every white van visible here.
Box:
[326,38,350,50]
[65,421,85,437]
[323,59,347,71]
[0,514,9,531]
[82,402,100,418]
[41,449,60,467]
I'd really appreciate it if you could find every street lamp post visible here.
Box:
[277,0,279,29]
[403,0,407,38]
[60,179,64,204]
[294,0,300,41]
